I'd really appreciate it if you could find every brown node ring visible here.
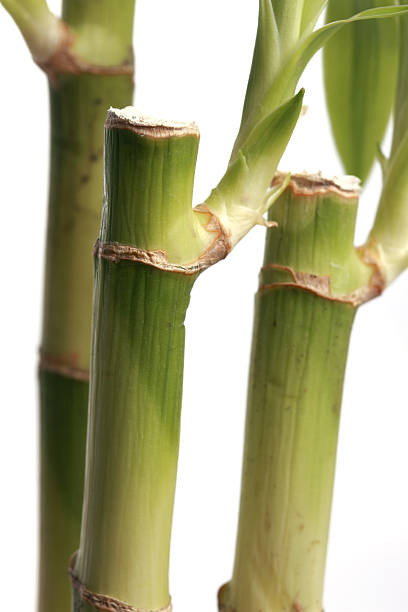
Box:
[69,553,172,612]
[39,350,90,382]
[37,21,134,85]
[93,218,230,276]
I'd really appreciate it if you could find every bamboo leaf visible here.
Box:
[371,128,408,283]
[392,13,408,154]
[272,5,408,107]
[300,0,328,35]
[271,0,305,54]
[324,1,399,183]
[207,90,304,247]
[240,1,281,135]
[236,4,408,157]
[241,1,327,135]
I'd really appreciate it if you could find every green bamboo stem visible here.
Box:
[2,1,136,610]
[39,72,134,612]
[219,174,379,612]
[71,112,202,611]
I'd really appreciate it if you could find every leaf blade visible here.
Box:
[324,0,399,182]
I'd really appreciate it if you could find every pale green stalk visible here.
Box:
[1,1,136,610]
[220,2,408,611]
[219,174,377,612]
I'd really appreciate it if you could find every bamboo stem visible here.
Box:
[220,174,378,612]
[71,112,201,611]
[1,1,136,610]
[38,72,134,612]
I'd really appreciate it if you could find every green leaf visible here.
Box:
[235,4,408,158]
[391,13,408,154]
[242,0,327,128]
[207,90,305,247]
[274,5,408,106]
[324,1,399,183]
[371,128,408,283]
[241,0,281,133]
[300,0,328,35]
[271,0,305,55]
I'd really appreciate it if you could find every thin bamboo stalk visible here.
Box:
[39,72,134,612]
[1,2,136,610]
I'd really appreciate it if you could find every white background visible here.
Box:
[1,2,408,611]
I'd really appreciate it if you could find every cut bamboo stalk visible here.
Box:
[70,111,202,612]
[219,173,382,612]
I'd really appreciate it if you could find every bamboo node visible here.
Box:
[94,226,230,275]
[39,350,89,382]
[37,21,134,85]
[259,256,384,307]
[69,553,172,612]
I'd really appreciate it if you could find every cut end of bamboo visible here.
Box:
[272,171,361,199]
[106,107,200,139]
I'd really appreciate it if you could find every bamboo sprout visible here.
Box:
[219,2,408,611]
[1,1,136,610]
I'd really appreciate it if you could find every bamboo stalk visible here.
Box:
[219,174,381,612]
[217,4,408,609]
[39,71,134,612]
[69,90,304,608]
[1,1,136,610]
[70,111,202,612]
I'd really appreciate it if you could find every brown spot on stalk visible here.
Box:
[89,151,102,163]
[293,601,304,612]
